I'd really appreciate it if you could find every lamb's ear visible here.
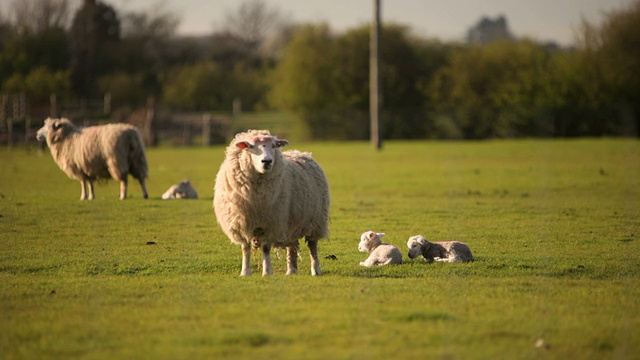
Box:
[377,232,386,238]
[368,231,375,239]
[236,141,253,149]
[274,139,289,148]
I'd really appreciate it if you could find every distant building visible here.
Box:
[467,15,514,44]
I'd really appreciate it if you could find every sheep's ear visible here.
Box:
[367,231,375,239]
[53,121,62,130]
[274,139,289,148]
[377,232,386,238]
[236,141,253,149]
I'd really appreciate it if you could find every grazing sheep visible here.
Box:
[406,235,474,263]
[358,231,403,267]
[162,180,198,199]
[213,130,330,276]
[36,117,148,200]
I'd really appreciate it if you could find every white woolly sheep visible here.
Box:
[162,180,198,199]
[406,235,474,263]
[36,117,148,200]
[358,231,403,267]
[213,129,330,276]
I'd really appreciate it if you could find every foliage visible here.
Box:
[1,0,639,140]
[1,139,639,358]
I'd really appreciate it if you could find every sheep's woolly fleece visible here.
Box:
[213,129,330,276]
[36,117,148,200]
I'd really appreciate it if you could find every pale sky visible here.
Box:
[2,0,634,46]
[111,0,633,46]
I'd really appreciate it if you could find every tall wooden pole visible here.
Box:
[370,0,382,149]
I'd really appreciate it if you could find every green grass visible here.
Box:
[1,139,639,359]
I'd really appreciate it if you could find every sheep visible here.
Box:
[358,231,403,267]
[36,117,149,200]
[162,180,198,199]
[213,129,330,276]
[406,235,474,263]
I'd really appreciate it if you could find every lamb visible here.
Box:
[36,117,149,200]
[406,235,474,263]
[358,231,403,267]
[213,129,330,276]
[162,180,198,199]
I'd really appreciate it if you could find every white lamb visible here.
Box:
[162,180,198,199]
[358,231,403,267]
[36,117,148,200]
[406,235,474,263]
[213,130,330,276]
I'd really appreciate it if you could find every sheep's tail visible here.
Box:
[128,128,148,180]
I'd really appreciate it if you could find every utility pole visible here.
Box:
[370,0,382,149]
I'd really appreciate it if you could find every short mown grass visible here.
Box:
[1,139,639,359]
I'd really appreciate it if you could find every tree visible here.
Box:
[579,0,640,136]
[430,40,554,138]
[69,0,121,96]
[223,0,288,58]
[9,0,69,33]
[162,61,227,111]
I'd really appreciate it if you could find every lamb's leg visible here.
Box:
[240,242,252,276]
[261,244,274,276]
[119,178,128,200]
[307,238,322,276]
[286,245,299,275]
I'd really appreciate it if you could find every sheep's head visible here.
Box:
[36,118,74,145]
[358,231,385,253]
[407,235,429,259]
[235,132,289,174]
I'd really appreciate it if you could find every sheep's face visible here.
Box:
[36,118,72,144]
[236,136,289,174]
[358,231,385,253]
[407,235,428,259]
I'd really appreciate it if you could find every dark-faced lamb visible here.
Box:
[406,235,474,263]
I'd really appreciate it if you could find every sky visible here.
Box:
[2,0,635,46]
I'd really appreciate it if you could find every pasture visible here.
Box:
[1,139,639,359]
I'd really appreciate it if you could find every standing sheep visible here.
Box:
[36,117,149,200]
[358,231,403,267]
[406,235,474,263]
[213,130,330,276]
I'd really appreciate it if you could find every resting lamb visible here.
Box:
[406,235,474,263]
[213,130,330,276]
[162,180,198,199]
[358,231,403,267]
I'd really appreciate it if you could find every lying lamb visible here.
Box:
[213,130,330,276]
[36,117,148,200]
[406,235,474,263]
[358,231,403,267]
[162,180,198,199]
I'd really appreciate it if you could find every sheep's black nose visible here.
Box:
[262,159,272,168]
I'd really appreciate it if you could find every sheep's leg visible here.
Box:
[261,244,273,276]
[286,245,299,275]
[139,178,148,199]
[306,238,322,276]
[119,178,128,200]
[80,180,87,200]
[87,180,95,200]
[240,242,252,276]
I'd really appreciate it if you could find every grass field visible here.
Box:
[1,139,639,359]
